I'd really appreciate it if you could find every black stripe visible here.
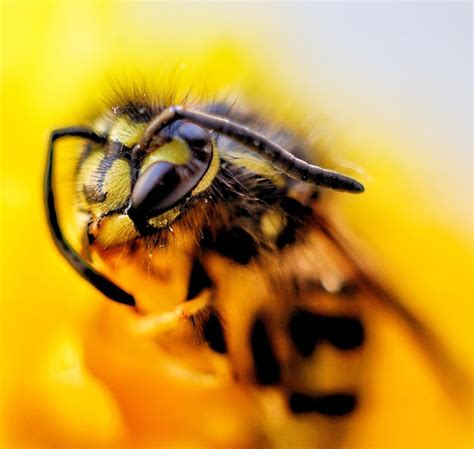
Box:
[213,227,259,265]
[250,316,281,385]
[81,152,117,204]
[289,310,364,357]
[289,392,357,416]
[112,140,133,160]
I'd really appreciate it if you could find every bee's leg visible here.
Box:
[133,289,211,338]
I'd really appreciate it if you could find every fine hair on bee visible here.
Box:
[44,86,467,423]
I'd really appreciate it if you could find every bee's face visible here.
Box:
[76,113,220,247]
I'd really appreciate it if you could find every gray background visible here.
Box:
[134,1,472,228]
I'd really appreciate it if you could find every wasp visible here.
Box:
[45,90,460,424]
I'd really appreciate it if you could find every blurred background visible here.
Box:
[1,2,472,448]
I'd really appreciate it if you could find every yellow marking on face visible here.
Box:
[148,207,181,229]
[224,151,285,188]
[109,117,147,147]
[141,139,191,173]
[95,214,139,247]
[99,159,132,214]
[260,209,286,240]
[191,143,220,195]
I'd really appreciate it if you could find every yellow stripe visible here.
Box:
[191,142,220,195]
[95,214,139,247]
[100,159,132,214]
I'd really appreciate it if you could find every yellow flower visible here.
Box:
[1,2,471,448]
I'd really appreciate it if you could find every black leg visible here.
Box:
[138,106,364,193]
[45,128,135,306]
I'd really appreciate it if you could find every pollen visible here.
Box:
[100,159,132,213]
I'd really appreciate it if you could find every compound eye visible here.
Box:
[128,121,214,223]
[130,161,182,219]
[176,122,210,148]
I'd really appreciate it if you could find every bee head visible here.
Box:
[77,115,219,247]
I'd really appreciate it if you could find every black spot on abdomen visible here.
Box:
[289,392,357,416]
[213,227,258,265]
[289,310,365,357]
[186,259,213,300]
[202,310,227,354]
[250,316,281,385]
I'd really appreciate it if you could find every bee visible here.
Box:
[44,89,461,429]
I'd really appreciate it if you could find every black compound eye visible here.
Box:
[176,122,210,148]
[128,121,214,223]
[129,161,182,218]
